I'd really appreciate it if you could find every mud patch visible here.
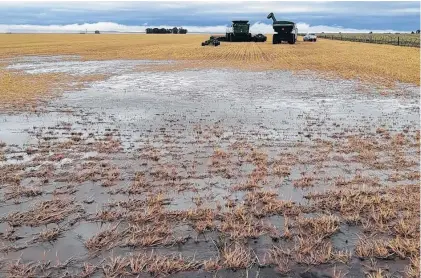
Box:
[0,58,419,277]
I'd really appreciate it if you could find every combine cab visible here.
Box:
[267,13,297,44]
[226,20,252,42]
[217,20,267,42]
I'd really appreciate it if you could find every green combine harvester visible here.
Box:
[267,12,297,44]
[216,20,267,42]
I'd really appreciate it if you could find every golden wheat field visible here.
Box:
[1,34,419,108]
[1,34,419,80]
[0,34,419,94]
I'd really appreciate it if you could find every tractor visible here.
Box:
[202,36,220,46]
[253,33,267,42]
[267,12,297,44]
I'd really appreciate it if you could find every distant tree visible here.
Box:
[416,30,420,34]
[411,31,415,34]
[94,30,100,34]
[369,31,373,34]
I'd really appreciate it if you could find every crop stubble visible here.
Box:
[0,34,419,108]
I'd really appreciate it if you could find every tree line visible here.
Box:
[146,27,188,34]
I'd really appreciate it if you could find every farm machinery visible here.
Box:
[201,36,220,46]
[267,12,297,44]
[216,20,267,42]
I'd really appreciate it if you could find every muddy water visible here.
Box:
[0,58,419,277]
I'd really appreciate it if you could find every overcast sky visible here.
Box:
[0,1,420,33]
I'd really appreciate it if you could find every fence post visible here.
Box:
[398,37,400,46]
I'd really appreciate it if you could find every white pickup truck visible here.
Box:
[303,33,317,42]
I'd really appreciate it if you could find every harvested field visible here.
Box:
[318,33,420,47]
[0,34,419,110]
[0,34,419,277]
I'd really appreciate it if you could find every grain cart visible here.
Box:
[267,12,297,44]
[217,20,267,42]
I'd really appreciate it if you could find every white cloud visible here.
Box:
[0,22,228,33]
[391,8,421,14]
[250,22,409,34]
[0,21,411,34]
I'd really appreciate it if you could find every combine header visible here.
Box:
[267,13,297,44]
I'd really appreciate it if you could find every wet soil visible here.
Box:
[0,57,419,277]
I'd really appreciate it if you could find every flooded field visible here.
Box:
[0,57,419,277]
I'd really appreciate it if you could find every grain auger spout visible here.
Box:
[267,12,277,23]
[267,12,298,44]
